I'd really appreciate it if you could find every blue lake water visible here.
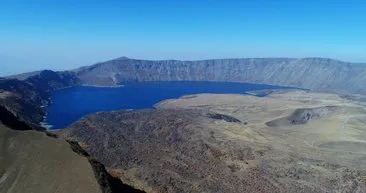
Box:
[45,81,293,129]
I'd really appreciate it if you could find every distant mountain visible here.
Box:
[9,70,81,91]
[25,70,81,91]
[74,57,366,94]
[5,57,366,94]
[6,70,43,80]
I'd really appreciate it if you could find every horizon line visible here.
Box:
[4,56,366,77]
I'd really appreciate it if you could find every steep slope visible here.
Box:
[6,71,43,80]
[0,124,101,193]
[75,57,366,94]
[0,79,49,130]
[0,79,48,105]
[6,57,366,94]
[8,70,81,91]
[25,70,81,91]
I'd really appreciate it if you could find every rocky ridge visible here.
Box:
[0,79,49,130]
[6,57,366,95]
[74,57,366,94]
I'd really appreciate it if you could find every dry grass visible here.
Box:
[61,90,366,192]
[153,90,366,191]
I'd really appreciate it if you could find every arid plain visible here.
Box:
[156,91,366,192]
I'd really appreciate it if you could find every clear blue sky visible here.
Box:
[1,0,366,75]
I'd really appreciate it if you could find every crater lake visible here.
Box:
[45,81,294,129]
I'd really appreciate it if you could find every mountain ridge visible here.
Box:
[4,57,366,94]
[74,57,366,94]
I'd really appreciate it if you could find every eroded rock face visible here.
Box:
[288,106,338,124]
[266,106,339,127]
[7,57,366,94]
[74,57,366,94]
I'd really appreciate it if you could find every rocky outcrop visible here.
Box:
[66,140,146,193]
[88,158,146,193]
[207,112,241,123]
[266,106,339,127]
[288,106,339,124]
[0,105,38,130]
[74,57,366,94]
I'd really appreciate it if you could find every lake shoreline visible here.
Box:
[81,84,125,88]
[45,81,297,130]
